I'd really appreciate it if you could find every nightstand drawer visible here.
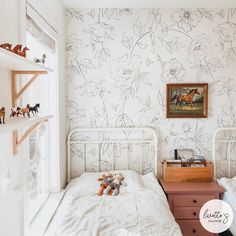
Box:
[177,220,213,236]
[173,207,200,219]
[173,195,215,207]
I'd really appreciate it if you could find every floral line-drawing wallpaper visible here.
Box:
[65,8,236,177]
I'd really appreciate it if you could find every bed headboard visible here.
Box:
[67,127,159,183]
[213,127,236,179]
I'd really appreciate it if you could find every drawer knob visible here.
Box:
[193,212,197,216]
[192,229,196,234]
[193,199,197,203]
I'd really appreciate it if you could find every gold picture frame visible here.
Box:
[166,83,208,118]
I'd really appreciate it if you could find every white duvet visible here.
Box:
[45,170,182,236]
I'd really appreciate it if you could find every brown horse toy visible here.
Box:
[17,47,30,57]
[0,107,6,124]
[171,88,200,109]
[0,43,12,50]
[21,104,30,118]
[0,44,29,57]
[10,107,22,118]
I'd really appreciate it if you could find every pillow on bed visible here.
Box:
[66,170,159,196]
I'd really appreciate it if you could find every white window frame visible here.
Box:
[25,2,60,193]
[19,1,60,230]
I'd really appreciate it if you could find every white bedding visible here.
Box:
[45,170,182,236]
[218,177,236,236]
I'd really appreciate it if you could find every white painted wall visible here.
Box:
[0,0,66,235]
[0,1,25,235]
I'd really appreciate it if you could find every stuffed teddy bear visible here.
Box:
[96,172,113,196]
[104,173,127,196]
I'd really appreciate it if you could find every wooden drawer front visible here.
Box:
[173,195,214,207]
[177,220,213,236]
[174,207,200,219]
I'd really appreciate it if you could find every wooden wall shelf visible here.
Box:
[0,47,54,155]
[0,115,53,134]
[0,47,53,72]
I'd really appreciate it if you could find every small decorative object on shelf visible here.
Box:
[21,104,31,118]
[0,43,30,57]
[12,44,22,54]
[34,54,46,64]
[0,107,6,124]
[29,103,40,116]
[10,107,22,118]
[17,46,30,57]
[0,43,12,50]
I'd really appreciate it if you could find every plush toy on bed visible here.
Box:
[97,172,114,196]
[104,173,127,196]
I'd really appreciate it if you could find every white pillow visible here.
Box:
[66,170,148,195]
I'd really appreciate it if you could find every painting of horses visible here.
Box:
[166,83,208,118]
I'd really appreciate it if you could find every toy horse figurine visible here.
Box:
[21,104,31,118]
[12,44,22,54]
[0,43,12,50]
[34,54,46,64]
[17,47,30,57]
[10,107,22,118]
[0,43,29,57]
[0,107,6,124]
[29,103,40,116]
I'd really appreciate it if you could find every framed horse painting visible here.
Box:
[166,83,208,118]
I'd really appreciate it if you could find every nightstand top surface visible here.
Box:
[159,179,225,194]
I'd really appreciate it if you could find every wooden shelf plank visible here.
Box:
[0,114,53,134]
[0,47,53,72]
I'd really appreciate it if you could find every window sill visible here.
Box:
[28,191,65,236]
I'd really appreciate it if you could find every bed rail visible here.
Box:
[67,127,159,183]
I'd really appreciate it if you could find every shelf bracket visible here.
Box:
[12,119,48,155]
[11,70,48,155]
[11,70,47,107]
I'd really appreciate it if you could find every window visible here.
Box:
[24,5,59,223]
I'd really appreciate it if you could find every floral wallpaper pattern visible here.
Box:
[65,8,236,177]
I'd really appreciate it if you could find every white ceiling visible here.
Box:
[60,0,236,8]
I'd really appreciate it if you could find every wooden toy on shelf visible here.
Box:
[17,47,30,57]
[10,107,22,118]
[0,43,30,57]
[0,107,6,124]
[34,54,46,64]
[12,44,22,54]
[29,103,40,116]
[21,104,31,118]
[0,43,12,50]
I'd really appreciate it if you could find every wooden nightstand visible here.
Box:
[159,179,224,236]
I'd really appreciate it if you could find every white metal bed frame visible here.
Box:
[67,127,159,183]
[213,127,236,179]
